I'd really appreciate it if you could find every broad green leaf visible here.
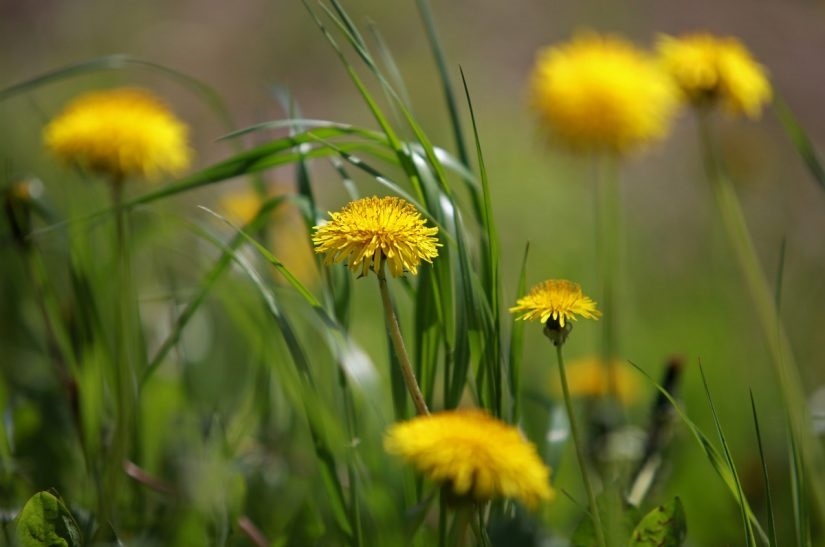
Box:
[15,491,82,547]
[628,497,687,547]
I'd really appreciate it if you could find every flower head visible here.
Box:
[554,356,641,406]
[312,196,439,278]
[384,409,554,508]
[657,33,772,119]
[510,279,601,327]
[530,32,680,153]
[44,87,191,180]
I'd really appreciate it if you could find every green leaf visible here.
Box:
[15,491,83,547]
[628,497,687,547]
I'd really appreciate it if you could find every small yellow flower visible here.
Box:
[44,87,191,180]
[657,33,772,118]
[312,196,439,278]
[530,32,680,153]
[553,356,641,406]
[384,409,554,508]
[510,279,601,327]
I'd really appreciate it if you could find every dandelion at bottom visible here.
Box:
[384,409,554,508]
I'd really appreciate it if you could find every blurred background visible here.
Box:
[2,0,825,544]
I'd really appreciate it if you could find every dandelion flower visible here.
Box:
[510,279,601,327]
[312,196,439,278]
[657,33,772,119]
[385,409,554,508]
[553,356,641,406]
[530,32,679,153]
[44,87,191,180]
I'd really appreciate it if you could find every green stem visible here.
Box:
[698,114,825,530]
[105,177,136,526]
[377,264,429,416]
[555,342,607,547]
[595,156,620,399]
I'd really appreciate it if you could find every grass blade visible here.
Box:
[629,361,770,546]
[414,0,469,168]
[750,391,778,547]
[698,364,756,546]
[774,96,825,193]
[508,243,530,422]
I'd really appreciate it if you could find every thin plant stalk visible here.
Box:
[555,342,607,547]
[105,176,136,524]
[595,156,620,399]
[376,262,429,416]
[698,113,825,526]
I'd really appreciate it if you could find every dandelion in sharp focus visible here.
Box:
[312,195,440,278]
[44,87,191,181]
[510,279,601,328]
[529,32,679,154]
[385,409,554,509]
[657,33,772,119]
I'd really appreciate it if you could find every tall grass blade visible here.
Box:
[749,391,778,547]
[697,364,756,546]
[509,243,530,422]
[629,361,770,546]
[774,96,825,193]
[789,413,811,547]
[141,196,287,384]
[414,0,469,168]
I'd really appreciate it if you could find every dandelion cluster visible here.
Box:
[657,33,772,118]
[312,196,440,278]
[384,409,554,508]
[529,32,680,153]
[44,87,191,180]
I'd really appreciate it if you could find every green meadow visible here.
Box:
[2,1,825,545]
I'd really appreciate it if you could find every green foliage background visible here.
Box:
[2,1,825,545]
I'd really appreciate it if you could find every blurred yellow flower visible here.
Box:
[219,188,262,225]
[44,88,191,180]
[385,409,554,508]
[657,33,772,118]
[553,356,641,406]
[312,196,439,278]
[510,279,601,327]
[530,32,679,153]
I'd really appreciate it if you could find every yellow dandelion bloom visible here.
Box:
[530,32,680,153]
[510,279,601,327]
[657,33,772,119]
[44,87,191,180]
[553,356,641,406]
[385,409,554,508]
[312,196,440,278]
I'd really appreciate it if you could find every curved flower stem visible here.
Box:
[376,264,429,416]
[555,342,607,547]
[698,114,825,530]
